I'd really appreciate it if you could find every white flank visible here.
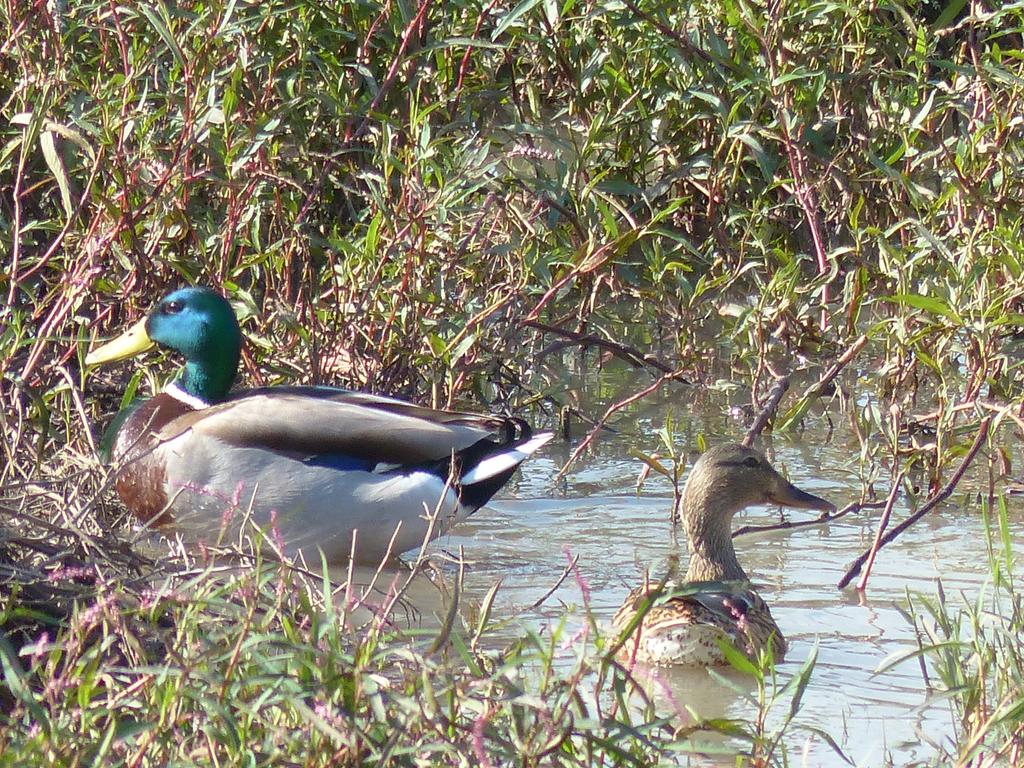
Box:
[460,432,554,486]
[165,381,211,410]
[165,441,464,562]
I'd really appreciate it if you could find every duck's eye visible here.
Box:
[163,300,184,314]
[743,456,760,468]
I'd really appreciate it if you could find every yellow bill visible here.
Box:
[85,317,154,366]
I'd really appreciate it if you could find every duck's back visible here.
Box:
[613,582,786,666]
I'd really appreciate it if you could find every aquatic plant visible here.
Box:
[888,496,1024,766]
[5,0,1024,456]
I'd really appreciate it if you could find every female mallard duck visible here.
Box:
[86,287,552,565]
[613,443,834,666]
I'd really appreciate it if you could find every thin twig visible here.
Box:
[742,375,790,446]
[811,334,867,396]
[909,399,1024,437]
[837,417,991,589]
[522,235,622,324]
[777,334,867,431]
[529,553,579,610]
[555,369,688,480]
[733,499,885,537]
[524,319,676,374]
[856,471,905,591]
[426,546,462,655]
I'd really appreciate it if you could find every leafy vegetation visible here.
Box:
[886,497,1024,766]
[0,533,836,766]
[4,0,1024,763]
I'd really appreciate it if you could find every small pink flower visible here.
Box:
[722,598,749,632]
[268,509,285,553]
[44,676,69,699]
[47,565,95,583]
[313,700,345,728]
[22,633,49,666]
[231,481,244,508]
[559,624,588,651]
[140,588,185,610]
[472,707,495,768]
[76,594,116,629]
[564,547,591,607]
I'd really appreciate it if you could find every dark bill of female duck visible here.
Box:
[754,460,835,514]
[85,287,553,565]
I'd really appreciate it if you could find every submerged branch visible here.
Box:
[733,499,886,538]
[855,471,905,591]
[837,417,991,590]
[529,553,580,611]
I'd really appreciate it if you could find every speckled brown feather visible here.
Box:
[613,580,785,666]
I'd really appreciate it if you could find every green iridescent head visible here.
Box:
[87,287,242,404]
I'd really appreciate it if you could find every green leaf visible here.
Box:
[798,724,855,765]
[448,333,476,363]
[138,2,185,68]
[717,637,761,679]
[365,213,382,257]
[491,0,543,40]
[931,0,968,29]
[910,89,936,131]
[542,0,558,25]
[629,449,672,479]
[782,640,817,721]
[40,130,73,219]
[472,578,503,647]
[730,128,776,181]
[426,332,446,357]
[885,293,961,324]
[0,632,50,733]
[89,716,118,768]
[231,117,281,176]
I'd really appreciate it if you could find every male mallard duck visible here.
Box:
[86,287,552,564]
[613,443,834,666]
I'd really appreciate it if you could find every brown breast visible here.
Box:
[111,393,195,526]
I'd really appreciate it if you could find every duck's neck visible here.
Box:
[175,353,238,405]
[683,485,748,582]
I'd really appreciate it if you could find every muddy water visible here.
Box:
[404,363,1014,766]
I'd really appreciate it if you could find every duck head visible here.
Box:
[682,443,834,581]
[86,287,242,404]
